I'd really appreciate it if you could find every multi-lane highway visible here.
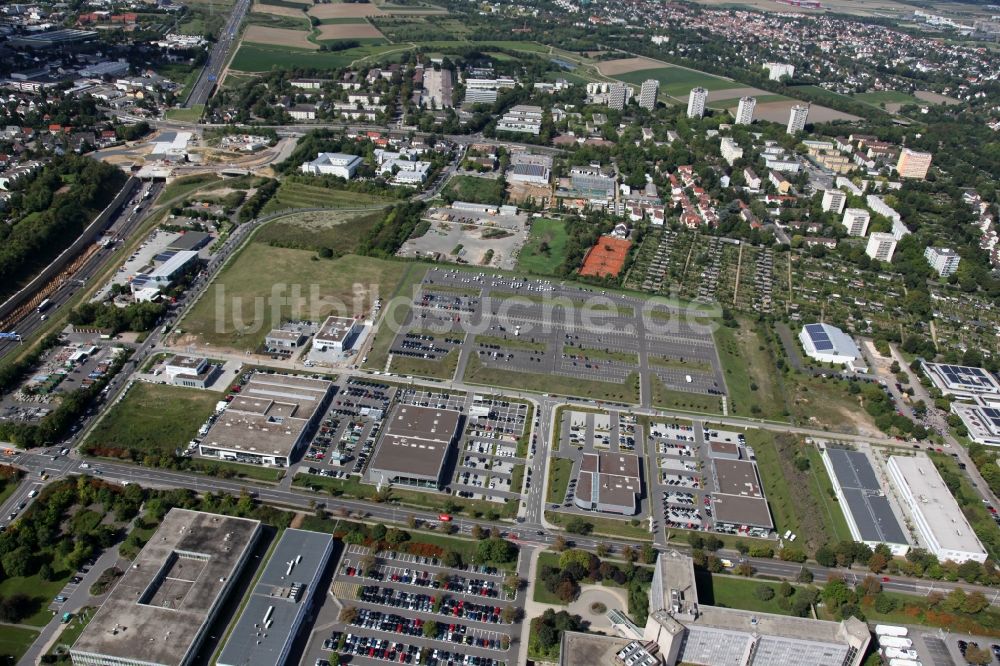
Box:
[183,0,252,108]
[0,182,164,362]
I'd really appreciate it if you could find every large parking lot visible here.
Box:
[384,268,727,405]
[303,544,523,666]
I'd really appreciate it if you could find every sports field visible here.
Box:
[177,247,407,350]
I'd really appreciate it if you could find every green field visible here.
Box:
[544,511,651,541]
[162,174,221,201]
[714,320,786,419]
[164,105,205,123]
[389,348,459,380]
[178,247,407,350]
[253,209,385,256]
[442,175,505,205]
[615,67,739,97]
[698,574,797,616]
[517,218,568,275]
[0,625,39,662]
[474,335,546,352]
[464,355,640,403]
[853,90,920,106]
[231,42,404,71]
[83,383,218,458]
[546,457,574,504]
[261,181,392,214]
[650,376,722,413]
[563,345,638,365]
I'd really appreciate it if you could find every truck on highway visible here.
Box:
[878,636,913,650]
[875,625,908,638]
[37,298,52,312]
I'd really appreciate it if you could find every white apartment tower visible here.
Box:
[865,232,898,262]
[787,104,809,134]
[821,189,847,214]
[639,79,659,110]
[734,96,756,125]
[841,208,871,237]
[924,246,961,276]
[687,87,708,119]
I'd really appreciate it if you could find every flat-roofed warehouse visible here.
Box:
[70,509,262,666]
[711,458,773,534]
[217,529,335,666]
[198,373,333,467]
[821,448,909,555]
[367,404,462,489]
[887,454,988,564]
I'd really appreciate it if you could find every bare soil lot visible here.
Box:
[397,220,528,270]
[915,90,960,105]
[705,86,770,101]
[243,25,317,49]
[596,57,666,76]
[317,22,385,39]
[746,100,860,124]
[309,3,385,18]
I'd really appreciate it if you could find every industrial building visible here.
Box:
[887,455,988,563]
[130,250,200,296]
[367,403,462,489]
[163,354,215,389]
[216,529,334,666]
[198,373,333,467]
[299,152,363,179]
[70,509,262,666]
[821,448,910,555]
[798,323,867,371]
[574,451,642,515]
[921,362,1000,401]
[561,550,871,666]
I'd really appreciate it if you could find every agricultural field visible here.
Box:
[246,11,312,30]
[230,42,402,71]
[613,66,741,97]
[517,218,568,276]
[316,22,386,41]
[176,247,407,350]
[243,25,316,50]
[260,180,392,214]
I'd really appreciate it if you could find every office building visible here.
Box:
[799,323,867,371]
[687,87,708,119]
[821,189,847,214]
[216,529,334,666]
[639,79,659,110]
[574,451,642,515]
[887,455,988,563]
[841,208,870,237]
[198,373,333,467]
[463,76,516,105]
[313,315,361,352]
[734,96,756,125]
[786,104,809,134]
[574,550,871,666]
[70,510,262,666]
[952,401,1000,447]
[367,404,462,489]
[299,152,363,179]
[865,232,898,262]
[896,148,933,179]
[921,362,1000,401]
[924,246,961,276]
[719,137,743,166]
[822,448,910,556]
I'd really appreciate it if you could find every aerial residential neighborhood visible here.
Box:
[0,0,998,664]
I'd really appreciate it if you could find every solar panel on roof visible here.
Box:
[153,252,173,262]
